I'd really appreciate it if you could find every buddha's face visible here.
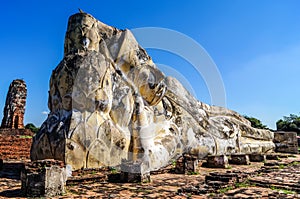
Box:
[64,14,100,55]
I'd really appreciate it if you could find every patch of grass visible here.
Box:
[279,164,285,169]
[281,189,296,194]
[172,160,176,167]
[234,180,257,188]
[225,165,232,169]
[135,188,153,193]
[144,189,152,194]
[270,186,296,195]
[142,178,151,183]
[19,135,32,139]
[109,167,117,174]
[235,181,251,188]
[187,171,199,175]
[219,186,233,194]
[288,161,300,166]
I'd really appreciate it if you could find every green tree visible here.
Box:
[276,114,300,134]
[25,123,39,134]
[244,115,268,130]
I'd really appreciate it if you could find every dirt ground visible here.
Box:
[1,154,300,198]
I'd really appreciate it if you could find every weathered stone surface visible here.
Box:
[1,79,27,129]
[31,12,275,172]
[274,131,298,154]
[21,159,66,197]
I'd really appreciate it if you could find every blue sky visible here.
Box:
[0,0,300,129]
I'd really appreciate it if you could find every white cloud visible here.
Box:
[41,111,49,115]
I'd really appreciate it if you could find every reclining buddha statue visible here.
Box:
[31,12,275,171]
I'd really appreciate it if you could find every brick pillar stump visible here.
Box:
[21,159,66,197]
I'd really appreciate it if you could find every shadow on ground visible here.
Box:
[0,189,23,198]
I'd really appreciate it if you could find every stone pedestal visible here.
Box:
[21,159,66,197]
[206,155,229,168]
[120,160,150,183]
[249,154,266,162]
[229,154,250,165]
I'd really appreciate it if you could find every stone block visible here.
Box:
[120,160,150,183]
[229,154,250,165]
[205,172,238,184]
[206,155,229,168]
[184,154,198,173]
[174,154,198,174]
[249,154,266,162]
[21,159,66,197]
[175,156,185,174]
[274,132,298,154]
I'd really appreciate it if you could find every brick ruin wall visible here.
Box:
[0,129,33,160]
